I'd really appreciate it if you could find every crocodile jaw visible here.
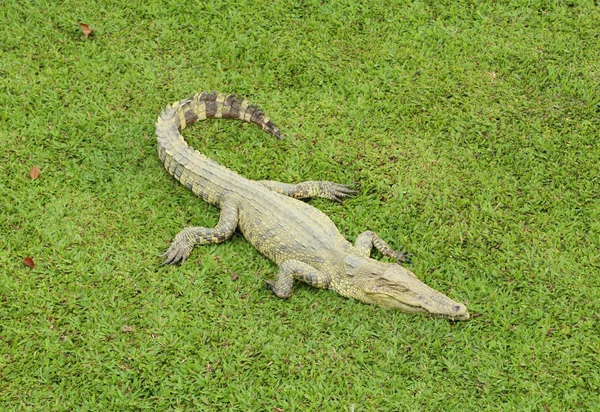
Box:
[364,278,470,321]
[345,258,469,320]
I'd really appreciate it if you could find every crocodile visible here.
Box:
[156,92,469,320]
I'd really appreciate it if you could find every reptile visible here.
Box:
[156,91,469,320]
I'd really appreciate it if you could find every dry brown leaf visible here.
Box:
[121,325,133,333]
[23,257,35,268]
[29,166,40,180]
[80,23,93,39]
[231,273,239,281]
[273,408,284,412]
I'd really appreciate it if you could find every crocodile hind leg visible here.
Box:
[353,230,411,263]
[258,180,356,202]
[266,260,330,298]
[163,197,239,265]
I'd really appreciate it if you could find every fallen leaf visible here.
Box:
[118,361,131,371]
[471,313,483,318]
[23,257,34,268]
[231,273,239,281]
[80,23,93,39]
[121,325,133,333]
[29,166,40,180]
[273,408,284,412]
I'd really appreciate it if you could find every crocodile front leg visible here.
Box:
[354,230,411,263]
[266,260,330,298]
[258,180,355,202]
[163,197,239,265]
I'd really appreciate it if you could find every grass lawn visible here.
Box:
[1,0,599,409]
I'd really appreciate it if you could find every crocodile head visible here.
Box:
[343,255,469,320]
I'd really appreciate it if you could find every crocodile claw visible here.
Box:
[392,249,412,264]
[322,183,358,202]
[264,280,274,290]
[162,238,194,265]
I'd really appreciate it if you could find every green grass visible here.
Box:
[1,0,599,409]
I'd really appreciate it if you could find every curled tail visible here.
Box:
[155,92,283,203]
[199,91,283,139]
[156,91,282,145]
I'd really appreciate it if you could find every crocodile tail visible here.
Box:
[157,92,282,141]
[155,92,283,192]
[200,91,283,139]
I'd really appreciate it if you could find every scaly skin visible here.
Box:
[156,91,469,320]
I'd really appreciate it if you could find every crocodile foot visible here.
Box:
[264,279,292,299]
[319,182,357,202]
[391,249,412,264]
[162,233,195,265]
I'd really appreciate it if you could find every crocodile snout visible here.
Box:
[452,303,469,320]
